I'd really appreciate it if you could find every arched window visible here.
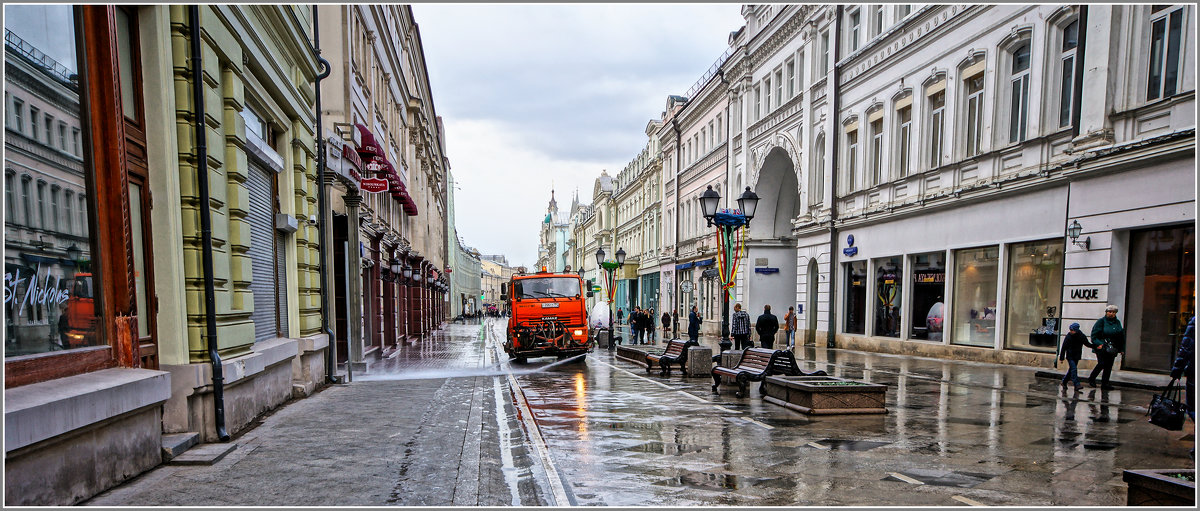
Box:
[810,133,825,206]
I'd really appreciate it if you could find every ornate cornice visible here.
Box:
[747,6,814,71]
[839,5,974,86]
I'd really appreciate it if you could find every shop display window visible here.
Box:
[844,261,867,334]
[873,257,902,337]
[951,246,999,347]
[1004,240,1064,352]
[4,5,103,358]
[909,252,946,340]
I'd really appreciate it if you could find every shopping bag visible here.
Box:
[1147,379,1187,431]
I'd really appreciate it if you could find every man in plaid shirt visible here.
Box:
[731,303,752,350]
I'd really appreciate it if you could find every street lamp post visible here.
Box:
[699,185,759,354]
[595,246,625,349]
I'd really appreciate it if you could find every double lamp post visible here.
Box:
[698,185,759,353]
[595,246,625,346]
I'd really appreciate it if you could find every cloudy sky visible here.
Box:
[412,4,744,268]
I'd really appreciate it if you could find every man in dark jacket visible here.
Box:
[1170,316,1194,422]
[687,306,702,342]
[731,303,752,350]
[1059,322,1093,391]
[756,304,780,349]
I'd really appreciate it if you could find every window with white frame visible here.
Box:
[754,85,762,121]
[927,82,946,169]
[1147,5,1186,101]
[11,97,23,132]
[65,190,74,234]
[786,58,796,98]
[845,125,859,192]
[896,98,912,177]
[820,31,830,76]
[715,115,722,143]
[765,76,773,113]
[872,5,885,37]
[869,116,884,185]
[43,114,52,144]
[1057,19,1079,128]
[775,69,784,108]
[810,133,825,206]
[1008,41,1031,143]
[57,122,67,151]
[849,9,861,51]
[700,128,707,154]
[898,5,912,19]
[5,173,14,223]
[30,106,39,139]
[963,70,985,158]
[797,52,805,91]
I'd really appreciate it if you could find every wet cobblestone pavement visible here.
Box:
[85,317,1195,507]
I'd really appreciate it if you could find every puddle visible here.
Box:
[624,441,709,455]
[884,469,998,488]
[946,417,1000,427]
[653,471,774,491]
[809,439,892,451]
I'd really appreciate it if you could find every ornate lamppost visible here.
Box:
[595,246,625,347]
[699,185,759,353]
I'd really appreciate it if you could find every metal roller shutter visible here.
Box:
[246,163,277,342]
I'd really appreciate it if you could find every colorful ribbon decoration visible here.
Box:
[714,216,747,301]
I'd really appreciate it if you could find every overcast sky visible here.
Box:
[412,4,744,268]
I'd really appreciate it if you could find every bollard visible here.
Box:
[686,346,713,377]
[719,349,744,384]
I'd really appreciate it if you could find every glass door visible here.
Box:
[1125,225,1195,372]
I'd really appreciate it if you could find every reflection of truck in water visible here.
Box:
[59,273,97,348]
[501,269,593,363]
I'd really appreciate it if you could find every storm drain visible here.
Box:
[882,468,997,488]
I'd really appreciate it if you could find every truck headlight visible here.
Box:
[573,329,583,337]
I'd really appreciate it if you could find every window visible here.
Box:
[909,252,946,340]
[845,127,859,192]
[764,76,772,113]
[786,59,796,98]
[50,186,60,231]
[44,114,53,144]
[820,31,830,76]
[1058,20,1079,128]
[715,115,722,143]
[870,117,884,185]
[21,177,32,227]
[1008,42,1031,143]
[1004,240,1065,352]
[844,261,867,334]
[754,85,762,121]
[12,97,24,132]
[79,195,87,236]
[872,5,885,37]
[65,190,74,234]
[30,106,39,139]
[898,5,912,19]
[897,102,912,177]
[849,9,861,51]
[700,128,706,154]
[874,257,902,337]
[1147,6,1185,100]
[927,86,945,168]
[58,122,67,151]
[951,246,999,347]
[72,128,80,155]
[796,52,805,91]
[5,174,14,222]
[810,133,825,206]
[36,181,46,229]
[774,69,783,107]
[964,73,984,157]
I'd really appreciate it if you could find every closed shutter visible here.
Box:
[276,230,289,338]
[246,163,277,342]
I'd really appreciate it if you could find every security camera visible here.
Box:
[308,215,318,226]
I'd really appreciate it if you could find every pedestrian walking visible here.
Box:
[731,303,752,350]
[1088,304,1126,390]
[629,307,640,344]
[756,304,779,350]
[1170,315,1194,421]
[662,311,671,340]
[784,306,797,348]
[636,307,647,344]
[647,307,657,345]
[1059,322,1093,392]
[687,306,702,342]
[617,308,624,326]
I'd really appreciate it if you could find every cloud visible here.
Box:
[414,4,744,266]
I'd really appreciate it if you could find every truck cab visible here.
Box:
[501,268,593,363]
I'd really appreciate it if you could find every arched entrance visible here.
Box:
[744,147,800,327]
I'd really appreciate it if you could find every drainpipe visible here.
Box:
[1069,6,1087,140]
[827,6,843,348]
[311,4,337,384]
[189,5,229,442]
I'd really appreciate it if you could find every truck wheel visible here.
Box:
[513,357,527,364]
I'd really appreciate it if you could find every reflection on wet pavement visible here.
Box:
[489,318,1196,507]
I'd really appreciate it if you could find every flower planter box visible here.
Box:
[762,375,887,415]
[1123,469,1195,506]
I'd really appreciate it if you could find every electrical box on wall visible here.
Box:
[275,213,298,233]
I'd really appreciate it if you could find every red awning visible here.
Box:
[355,124,384,158]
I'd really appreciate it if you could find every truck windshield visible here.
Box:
[518,277,580,299]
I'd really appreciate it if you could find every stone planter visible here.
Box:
[615,345,649,366]
[762,375,887,415]
[1123,469,1195,506]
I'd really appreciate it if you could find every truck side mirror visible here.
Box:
[513,282,523,300]
[500,283,507,301]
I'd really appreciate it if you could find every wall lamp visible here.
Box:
[1066,219,1090,250]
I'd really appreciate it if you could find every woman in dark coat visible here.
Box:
[662,311,671,338]
[1088,304,1126,390]
[1059,322,1093,391]
[687,306,702,342]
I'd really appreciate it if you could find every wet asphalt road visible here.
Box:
[85,317,1194,507]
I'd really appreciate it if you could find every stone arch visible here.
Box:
[748,146,800,239]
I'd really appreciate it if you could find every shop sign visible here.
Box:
[754,267,780,274]
[914,271,945,283]
[1066,286,1106,302]
[360,177,389,193]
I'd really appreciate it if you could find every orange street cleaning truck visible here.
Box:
[501,268,593,363]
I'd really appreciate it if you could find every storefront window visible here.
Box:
[910,252,946,340]
[951,246,999,347]
[4,5,102,357]
[873,257,902,337]
[1004,240,1064,352]
[844,261,867,334]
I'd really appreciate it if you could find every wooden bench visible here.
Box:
[644,339,698,376]
[711,348,827,397]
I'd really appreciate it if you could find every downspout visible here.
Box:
[189,5,229,442]
[1069,6,1087,140]
[827,6,843,348]
[311,4,337,384]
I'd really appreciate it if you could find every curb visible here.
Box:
[1034,370,1170,391]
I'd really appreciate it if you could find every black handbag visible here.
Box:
[1147,379,1187,431]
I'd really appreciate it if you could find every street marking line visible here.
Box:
[888,472,925,485]
[711,406,742,414]
[742,417,775,430]
[592,358,716,404]
[807,441,830,450]
[952,495,984,506]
